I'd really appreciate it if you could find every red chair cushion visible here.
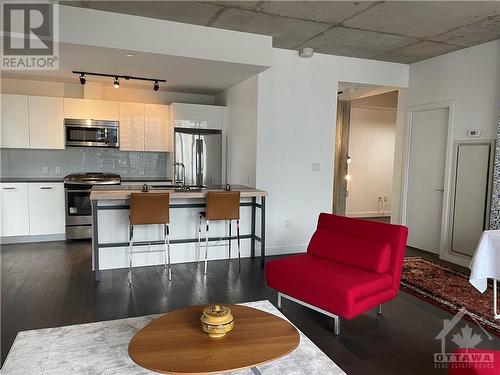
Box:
[449,349,500,375]
[307,229,391,273]
[265,254,396,319]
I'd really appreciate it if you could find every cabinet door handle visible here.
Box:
[40,187,53,190]
[2,187,16,190]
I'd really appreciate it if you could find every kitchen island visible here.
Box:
[90,185,267,281]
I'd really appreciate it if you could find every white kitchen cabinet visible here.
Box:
[0,183,30,236]
[1,94,30,148]
[29,96,64,149]
[171,103,226,129]
[64,98,119,121]
[119,102,145,151]
[28,183,65,235]
[145,104,172,152]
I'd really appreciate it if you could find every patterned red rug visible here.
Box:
[400,257,500,337]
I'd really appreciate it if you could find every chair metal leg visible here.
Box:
[237,219,241,273]
[228,220,232,260]
[197,213,202,264]
[204,220,209,275]
[128,225,133,285]
[377,304,382,316]
[277,292,282,309]
[333,317,340,336]
[166,224,171,281]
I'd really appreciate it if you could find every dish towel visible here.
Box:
[469,230,500,292]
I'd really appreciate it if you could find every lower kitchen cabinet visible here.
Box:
[0,183,30,236]
[28,183,65,235]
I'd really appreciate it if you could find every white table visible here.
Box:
[469,230,500,320]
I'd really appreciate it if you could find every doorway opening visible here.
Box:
[333,82,399,225]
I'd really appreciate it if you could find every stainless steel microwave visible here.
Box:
[64,119,119,148]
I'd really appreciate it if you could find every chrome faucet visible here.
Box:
[173,162,186,188]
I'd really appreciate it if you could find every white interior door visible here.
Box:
[406,108,449,253]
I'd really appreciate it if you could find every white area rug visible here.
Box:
[1,300,346,374]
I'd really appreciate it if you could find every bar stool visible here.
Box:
[129,193,171,284]
[198,191,241,275]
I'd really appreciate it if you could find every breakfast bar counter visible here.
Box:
[90,185,267,281]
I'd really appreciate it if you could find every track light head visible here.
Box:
[113,77,120,88]
[79,74,86,85]
[153,80,159,91]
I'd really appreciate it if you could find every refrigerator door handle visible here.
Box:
[196,138,203,186]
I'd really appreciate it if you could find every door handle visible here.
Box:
[40,187,53,190]
[434,188,445,192]
[2,187,16,190]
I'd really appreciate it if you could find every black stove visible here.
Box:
[64,173,121,240]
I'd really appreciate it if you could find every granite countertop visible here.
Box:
[90,185,268,200]
[0,177,172,183]
[121,177,172,182]
[0,177,64,183]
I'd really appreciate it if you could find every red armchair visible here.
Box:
[265,213,408,335]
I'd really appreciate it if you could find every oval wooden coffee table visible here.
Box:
[128,304,300,374]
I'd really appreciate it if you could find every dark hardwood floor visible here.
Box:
[1,240,498,374]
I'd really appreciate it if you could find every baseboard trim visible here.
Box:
[1,234,66,244]
[346,211,391,218]
[264,244,307,256]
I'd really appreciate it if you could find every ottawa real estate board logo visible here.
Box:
[2,1,59,70]
[434,308,496,370]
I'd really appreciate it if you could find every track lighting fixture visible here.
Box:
[72,71,165,92]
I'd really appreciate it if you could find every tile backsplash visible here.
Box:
[1,148,171,178]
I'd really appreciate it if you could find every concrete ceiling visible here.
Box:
[61,1,500,64]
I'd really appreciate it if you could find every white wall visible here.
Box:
[392,40,500,225]
[60,5,272,67]
[215,76,258,186]
[1,77,215,105]
[255,48,409,255]
[346,106,396,218]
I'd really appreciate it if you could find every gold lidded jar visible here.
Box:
[200,305,234,338]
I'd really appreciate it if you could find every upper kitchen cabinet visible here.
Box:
[145,104,172,152]
[1,94,30,148]
[28,96,64,149]
[64,98,119,121]
[171,103,226,130]
[119,102,145,151]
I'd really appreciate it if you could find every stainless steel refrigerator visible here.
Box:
[174,128,223,187]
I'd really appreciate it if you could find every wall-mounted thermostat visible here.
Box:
[467,129,481,138]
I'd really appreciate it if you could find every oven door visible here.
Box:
[65,124,119,148]
[65,189,92,225]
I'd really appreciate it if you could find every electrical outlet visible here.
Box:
[312,163,320,172]
[55,166,61,174]
[41,166,49,174]
[284,219,290,229]
[384,196,388,202]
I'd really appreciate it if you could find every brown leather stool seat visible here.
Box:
[198,191,241,274]
[128,193,171,284]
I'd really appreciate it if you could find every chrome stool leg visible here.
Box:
[128,225,134,285]
[237,219,241,273]
[166,224,171,281]
[228,220,232,260]
[197,213,202,264]
[204,219,209,275]
[163,224,167,270]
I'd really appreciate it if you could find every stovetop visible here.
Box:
[64,173,121,185]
